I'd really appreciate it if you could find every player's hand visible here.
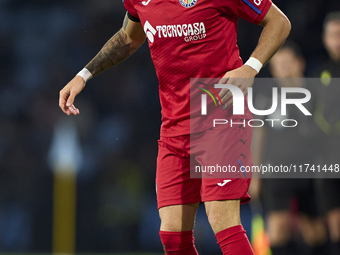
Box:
[218,65,258,108]
[59,76,86,115]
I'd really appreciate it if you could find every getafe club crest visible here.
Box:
[179,0,198,8]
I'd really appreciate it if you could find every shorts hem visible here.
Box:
[157,198,201,210]
[202,195,251,204]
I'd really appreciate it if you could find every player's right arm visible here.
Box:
[59,13,145,115]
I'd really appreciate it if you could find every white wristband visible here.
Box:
[77,68,93,83]
[244,57,263,73]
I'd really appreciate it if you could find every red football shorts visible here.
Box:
[156,119,253,209]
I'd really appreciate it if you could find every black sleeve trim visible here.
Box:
[127,12,140,22]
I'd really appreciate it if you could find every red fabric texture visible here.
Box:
[159,230,199,255]
[216,225,254,255]
[156,123,252,210]
[122,0,272,137]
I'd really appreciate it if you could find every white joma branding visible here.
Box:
[144,20,206,43]
[142,0,151,6]
[217,180,232,187]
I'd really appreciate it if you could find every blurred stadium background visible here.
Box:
[0,0,339,254]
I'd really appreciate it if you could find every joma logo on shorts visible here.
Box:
[144,20,206,43]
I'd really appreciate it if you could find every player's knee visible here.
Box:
[267,211,291,246]
[207,213,229,234]
[159,204,198,232]
[205,200,241,234]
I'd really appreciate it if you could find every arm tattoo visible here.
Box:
[85,14,138,76]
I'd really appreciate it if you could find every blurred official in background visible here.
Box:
[251,42,327,255]
[314,11,340,255]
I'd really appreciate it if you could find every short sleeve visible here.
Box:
[219,0,272,24]
[123,0,139,19]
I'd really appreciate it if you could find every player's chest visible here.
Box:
[134,0,224,44]
[136,0,218,21]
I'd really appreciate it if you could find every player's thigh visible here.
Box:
[159,203,200,232]
[204,199,241,234]
[156,136,201,209]
[156,136,201,232]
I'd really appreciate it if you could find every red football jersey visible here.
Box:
[124,0,272,137]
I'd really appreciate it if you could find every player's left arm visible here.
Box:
[219,4,291,107]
